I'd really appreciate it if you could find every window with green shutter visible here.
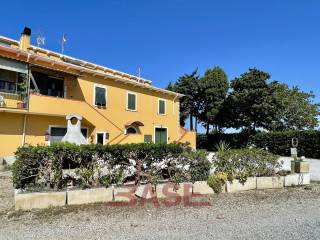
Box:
[127,92,136,111]
[159,99,166,115]
[155,128,167,144]
[95,86,106,106]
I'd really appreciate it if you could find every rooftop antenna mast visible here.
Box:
[137,66,142,82]
[36,33,45,47]
[61,34,67,55]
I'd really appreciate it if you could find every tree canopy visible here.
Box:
[167,70,201,130]
[168,67,319,134]
[221,68,281,133]
[270,83,320,131]
[198,66,228,134]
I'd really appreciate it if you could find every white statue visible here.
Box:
[61,114,87,145]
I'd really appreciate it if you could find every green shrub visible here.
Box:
[11,157,24,189]
[250,130,320,158]
[197,130,320,159]
[75,167,95,189]
[214,141,230,153]
[207,172,228,193]
[13,145,53,189]
[213,148,279,183]
[12,142,209,190]
[188,150,211,182]
[197,133,250,151]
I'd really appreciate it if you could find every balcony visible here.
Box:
[28,93,86,117]
[0,66,28,110]
[0,91,27,110]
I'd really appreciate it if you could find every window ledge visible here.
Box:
[94,105,107,109]
[126,109,137,112]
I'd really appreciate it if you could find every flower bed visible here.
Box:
[207,147,282,193]
[12,144,311,210]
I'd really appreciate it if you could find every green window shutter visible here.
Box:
[127,93,136,110]
[95,87,106,106]
[155,128,167,144]
[159,100,165,114]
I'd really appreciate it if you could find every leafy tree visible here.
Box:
[270,83,320,130]
[198,66,229,134]
[221,68,280,133]
[167,70,201,130]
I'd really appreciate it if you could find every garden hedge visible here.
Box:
[197,132,250,151]
[197,130,320,159]
[250,130,320,159]
[12,142,211,190]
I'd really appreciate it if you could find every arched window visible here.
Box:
[126,126,138,134]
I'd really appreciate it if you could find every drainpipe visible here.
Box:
[172,94,179,137]
[22,114,27,146]
[26,62,31,110]
[22,60,31,146]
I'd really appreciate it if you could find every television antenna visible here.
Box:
[36,34,45,47]
[137,66,142,81]
[61,34,67,54]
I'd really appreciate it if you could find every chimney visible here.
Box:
[19,27,31,51]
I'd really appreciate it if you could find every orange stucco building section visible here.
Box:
[0,33,196,158]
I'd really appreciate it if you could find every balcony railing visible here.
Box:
[0,91,27,109]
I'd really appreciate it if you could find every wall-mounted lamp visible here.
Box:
[44,131,50,141]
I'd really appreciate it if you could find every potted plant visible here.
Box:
[17,101,24,109]
[17,73,28,109]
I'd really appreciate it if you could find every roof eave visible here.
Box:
[0,44,183,98]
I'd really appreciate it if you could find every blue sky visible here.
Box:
[1,0,319,129]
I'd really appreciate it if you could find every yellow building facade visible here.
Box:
[0,28,195,159]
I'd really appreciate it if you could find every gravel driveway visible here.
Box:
[1,174,320,240]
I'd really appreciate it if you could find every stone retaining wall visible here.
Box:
[15,173,311,210]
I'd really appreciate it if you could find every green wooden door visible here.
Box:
[155,128,167,144]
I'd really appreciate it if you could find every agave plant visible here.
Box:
[215,141,230,153]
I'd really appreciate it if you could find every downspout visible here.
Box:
[172,94,179,138]
[22,114,27,146]
[22,58,31,146]
[26,55,31,110]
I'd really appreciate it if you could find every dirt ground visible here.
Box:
[1,173,320,240]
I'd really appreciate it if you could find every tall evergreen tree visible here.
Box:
[198,66,229,134]
[167,70,201,130]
